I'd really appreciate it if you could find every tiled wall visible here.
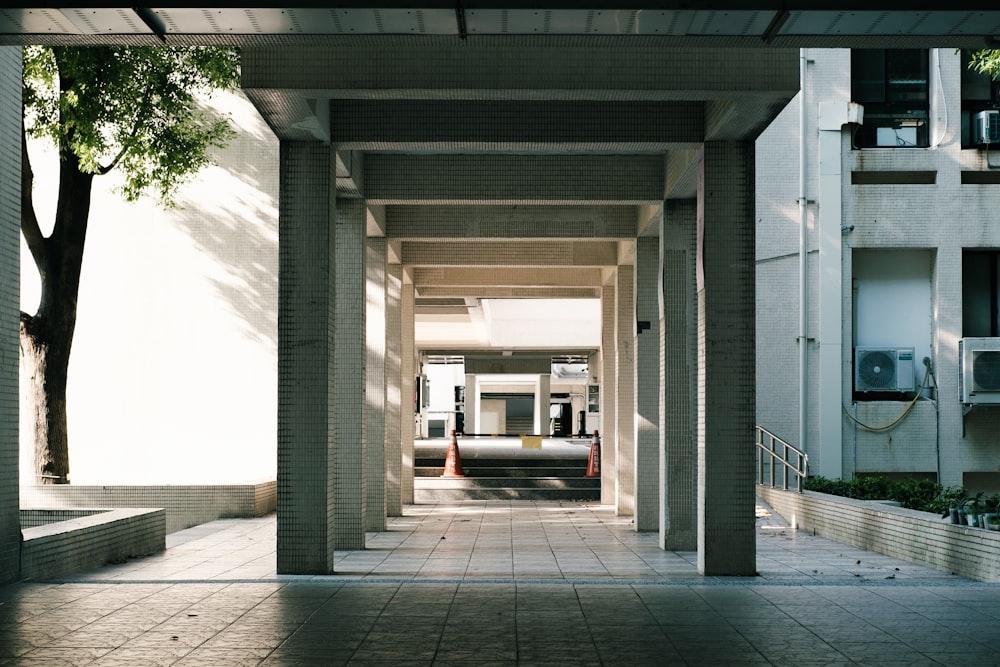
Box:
[20,507,165,581]
[21,481,276,534]
[698,142,757,576]
[333,198,366,550]
[277,141,335,574]
[366,238,387,531]
[660,200,698,550]
[635,237,660,531]
[385,262,403,516]
[759,485,1000,583]
[615,265,636,517]
[20,509,102,529]
[0,47,21,584]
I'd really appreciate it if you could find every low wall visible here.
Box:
[758,485,1000,583]
[20,507,165,581]
[20,481,276,534]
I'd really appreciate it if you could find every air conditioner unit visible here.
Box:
[960,338,1000,404]
[974,110,1000,146]
[854,347,915,393]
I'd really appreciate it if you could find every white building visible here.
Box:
[756,48,1000,490]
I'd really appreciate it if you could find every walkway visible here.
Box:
[1,500,998,665]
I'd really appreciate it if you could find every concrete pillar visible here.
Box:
[660,200,698,550]
[634,238,660,531]
[936,245,964,487]
[817,106,845,480]
[333,198,366,550]
[616,264,636,517]
[385,262,403,515]
[535,374,551,435]
[365,237,387,531]
[0,48,21,583]
[464,373,477,435]
[276,141,336,574]
[401,281,415,504]
[697,141,756,576]
[600,278,617,505]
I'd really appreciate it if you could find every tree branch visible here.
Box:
[96,83,154,175]
[20,124,48,271]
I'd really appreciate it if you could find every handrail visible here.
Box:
[755,425,809,493]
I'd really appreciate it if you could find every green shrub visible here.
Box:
[803,475,965,516]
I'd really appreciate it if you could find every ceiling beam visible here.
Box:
[402,240,618,267]
[366,154,664,205]
[329,100,703,151]
[386,205,638,240]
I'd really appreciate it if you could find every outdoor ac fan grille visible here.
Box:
[857,350,897,390]
[973,351,1000,391]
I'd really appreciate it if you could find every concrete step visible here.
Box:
[414,483,600,502]
[416,476,599,490]
[415,466,587,478]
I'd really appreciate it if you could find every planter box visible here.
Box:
[758,485,1000,583]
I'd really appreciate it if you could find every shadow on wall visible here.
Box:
[172,89,280,352]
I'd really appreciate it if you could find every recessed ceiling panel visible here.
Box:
[372,9,457,34]
[466,9,696,35]
[61,8,148,35]
[0,8,79,34]
[686,10,776,36]
[783,10,1000,35]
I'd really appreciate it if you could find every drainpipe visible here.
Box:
[817,97,863,481]
[798,51,808,457]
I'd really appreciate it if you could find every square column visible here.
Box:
[365,237,387,531]
[535,374,551,435]
[333,198,367,550]
[660,200,698,550]
[0,47,21,583]
[600,278,617,505]
[385,262,402,516]
[277,141,336,574]
[615,264,636,517]
[697,142,756,576]
[634,238,660,531]
[401,281,415,504]
[463,374,477,435]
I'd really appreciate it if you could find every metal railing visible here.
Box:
[755,426,808,493]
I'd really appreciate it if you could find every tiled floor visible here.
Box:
[2,500,998,666]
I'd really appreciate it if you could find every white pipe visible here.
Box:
[798,50,808,453]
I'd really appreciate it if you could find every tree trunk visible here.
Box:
[19,314,71,483]
[20,139,94,484]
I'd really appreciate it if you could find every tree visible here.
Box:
[21,45,240,483]
[969,49,1000,79]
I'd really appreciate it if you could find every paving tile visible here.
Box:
[6,499,1000,666]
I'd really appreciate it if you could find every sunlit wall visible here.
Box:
[20,89,279,484]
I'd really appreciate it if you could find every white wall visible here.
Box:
[20,90,279,484]
[853,249,933,388]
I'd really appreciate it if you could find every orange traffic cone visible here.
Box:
[442,429,466,477]
[585,430,601,477]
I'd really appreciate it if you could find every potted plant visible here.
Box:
[965,493,986,528]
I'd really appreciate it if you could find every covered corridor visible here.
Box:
[3,5,1000,587]
[2,501,996,665]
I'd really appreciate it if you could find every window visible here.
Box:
[851,49,929,148]
[963,251,1000,337]
[960,51,1000,148]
